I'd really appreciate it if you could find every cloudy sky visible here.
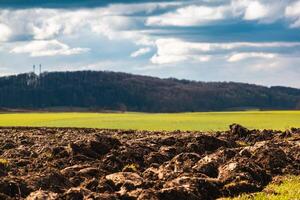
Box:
[1,0,300,87]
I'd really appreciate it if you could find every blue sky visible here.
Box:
[1,0,300,87]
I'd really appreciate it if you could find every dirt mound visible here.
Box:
[0,125,299,199]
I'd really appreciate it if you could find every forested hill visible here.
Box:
[0,71,300,112]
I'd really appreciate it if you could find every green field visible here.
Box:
[222,176,300,200]
[0,111,299,131]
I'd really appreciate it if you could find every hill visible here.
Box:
[0,71,299,112]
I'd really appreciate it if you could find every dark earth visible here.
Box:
[0,124,299,199]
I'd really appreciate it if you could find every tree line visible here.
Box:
[0,71,299,112]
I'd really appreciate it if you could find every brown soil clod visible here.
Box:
[0,124,299,199]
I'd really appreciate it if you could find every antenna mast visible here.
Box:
[39,64,42,75]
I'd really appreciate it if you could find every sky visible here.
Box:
[1,0,300,88]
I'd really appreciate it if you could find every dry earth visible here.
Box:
[0,124,299,199]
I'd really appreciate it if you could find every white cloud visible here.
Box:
[227,52,277,62]
[0,7,156,46]
[151,38,213,64]
[105,2,182,15]
[153,38,300,53]
[151,38,300,64]
[147,5,228,26]
[216,42,300,49]
[0,1,298,53]
[10,40,89,57]
[196,55,211,62]
[131,47,151,57]
[30,9,92,40]
[0,9,89,40]
[146,0,291,27]
[0,1,182,44]
[89,15,145,42]
[154,38,210,54]
[150,53,212,65]
[243,1,268,20]
[285,1,300,28]
[233,0,289,23]
[285,1,300,17]
[0,23,12,42]
[231,0,288,23]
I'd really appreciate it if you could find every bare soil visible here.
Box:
[0,124,299,199]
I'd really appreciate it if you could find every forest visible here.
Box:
[0,71,299,112]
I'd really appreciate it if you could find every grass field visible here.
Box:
[222,176,300,200]
[0,111,300,131]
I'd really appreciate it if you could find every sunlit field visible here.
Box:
[221,176,300,200]
[0,111,299,131]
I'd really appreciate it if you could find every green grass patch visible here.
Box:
[222,176,300,200]
[0,111,299,131]
[0,158,9,166]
